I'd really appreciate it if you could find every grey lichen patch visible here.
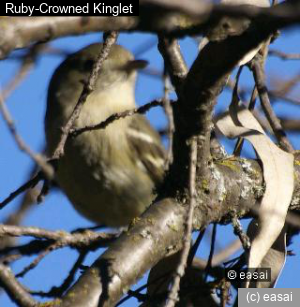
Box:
[245,176,254,184]
[140,229,152,239]
[239,158,264,198]
[252,181,265,199]
[180,196,188,205]
[239,158,260,180]
[210,162,221,181]
[238,158,263,200]
[166,244,178,256]
[240,158,253,174]
[219,184,227,202]
[290,195,300,207]
[217,144,228,158]
[111,273,122,286]
[192,218,203,230]
[210,163,227,203]
[240,182,252,199]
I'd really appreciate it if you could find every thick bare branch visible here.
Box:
[158,38,188,95]
[52,10,300,303]
[57,153,300,306]
[0,18,134,59]
[165,138,197,307]
[2,1,300,306]
[1,1,300,58]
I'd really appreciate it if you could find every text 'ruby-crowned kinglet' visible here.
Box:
[45,43,165,227]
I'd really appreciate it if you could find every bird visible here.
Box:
[200,0,270,66]
[45,43,165,227]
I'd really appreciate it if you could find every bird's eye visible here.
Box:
[83,59,95,71]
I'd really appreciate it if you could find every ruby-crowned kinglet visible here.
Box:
[45,43,165,226]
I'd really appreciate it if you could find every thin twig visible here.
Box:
[251,59,294,153]
[1,253,23,265]
[16,242,58,278]
[269,49,300,60]
[270,73,300,99]
[233,85,258,156]
[270,92,300,106]
[232,216,251,251]
[69,100,163,138]
[0,224,116,248]
[0,32,120,211]
[0,172,42,210]
[248,86,258,111]
[36,178,50,203]
[0,241,54,261]
[32,251,88,298]
[162,69,175,169]
[116,281,150,306]
[0,165,41,227]
[220,279,231,307]
[233,30,271,156]
[0,94,53,179]
[279,118,300,131]
[232,66,244,156]
[187,229,206,266]
[140,67,162,79]
[51,31,119,160]
[226,79,300,107]
[164,138,197,307]
[0,263,37,307]
[3,44,47,100]
[0,84,163,210]
[204,223,217,280]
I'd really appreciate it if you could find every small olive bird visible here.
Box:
[45,43,165,226]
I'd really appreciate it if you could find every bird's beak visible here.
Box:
[124,59,148,71]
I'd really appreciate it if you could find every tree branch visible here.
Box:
[165,138,197,306]
[158,37,188,95]
[0,95,53,179]
[58,153,300,306]
[0,224,116,249]
[251,58,294,152]
[1,1,300,58]
[0,263,38,307]
[0,18,134,59]
[54,6,300,305]
[51,31,118,160]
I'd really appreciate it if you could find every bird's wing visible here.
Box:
[127,114,166,185]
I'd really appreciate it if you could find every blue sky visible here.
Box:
[1,24,300,306]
